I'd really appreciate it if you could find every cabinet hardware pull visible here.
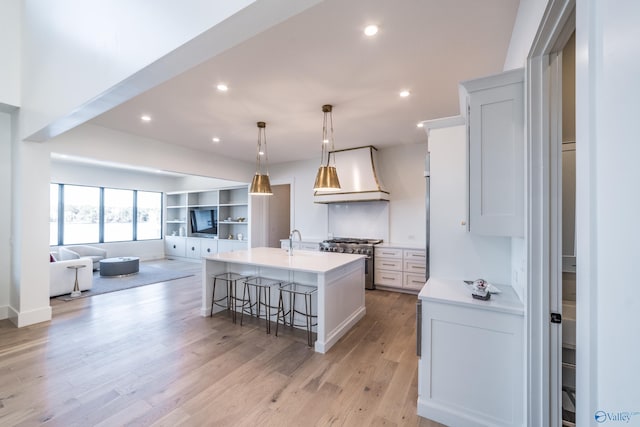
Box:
[382,276,395,280]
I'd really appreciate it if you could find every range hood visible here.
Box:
[314,145,390,204]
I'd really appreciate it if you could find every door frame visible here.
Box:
[526,0,575,425]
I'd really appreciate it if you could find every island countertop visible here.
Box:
[203,246,365,274]
[202,247,366,353]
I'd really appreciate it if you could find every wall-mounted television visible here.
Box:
[190,208,217,235]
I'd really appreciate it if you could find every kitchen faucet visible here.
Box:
[289,229,302,256]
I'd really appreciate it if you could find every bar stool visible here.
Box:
[275,282,318,347]
[209,272,249,323]
[240,277,283,334]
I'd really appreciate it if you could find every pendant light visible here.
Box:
[249,121,273,195]
[313,104,341,191]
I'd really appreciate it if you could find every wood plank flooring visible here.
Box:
[0,259,443,427]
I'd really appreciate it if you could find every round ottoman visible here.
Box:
[100,257,140,277]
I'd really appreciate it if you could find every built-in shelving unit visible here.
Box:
[164,186,249,259]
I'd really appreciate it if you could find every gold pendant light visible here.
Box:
[313,104,341,191]
[249,121,273,195]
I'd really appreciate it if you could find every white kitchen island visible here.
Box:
[201,247,366,353]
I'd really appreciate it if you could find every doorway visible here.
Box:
[267,184,290,247]
[559,31,576,426]
[249,183,291,248]
[526,0,576,425]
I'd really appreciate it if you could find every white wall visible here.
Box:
[269,143,428,245]
[0,0,20,107]
[576,1,640,422]
[51,159,181,191]
[378,143,427,245]
[0,112,12,319]
[49,124,255,183]
[428,125,512,285]
[270,158,329,241]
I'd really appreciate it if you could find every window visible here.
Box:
[63,185,100,244]
[50,184,162,246]
[136,191,162,240]
[104,188,134,242]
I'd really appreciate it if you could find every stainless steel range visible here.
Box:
[319,237,382,290]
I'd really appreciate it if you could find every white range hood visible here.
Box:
[314,145,390,204]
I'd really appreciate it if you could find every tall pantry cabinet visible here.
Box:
[417,68,525,426]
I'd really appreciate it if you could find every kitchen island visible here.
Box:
[202,247,366,353]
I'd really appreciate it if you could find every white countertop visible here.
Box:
[419,277,524,316]
[203,247,365,274]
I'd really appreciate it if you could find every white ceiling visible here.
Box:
[89,0,519,165]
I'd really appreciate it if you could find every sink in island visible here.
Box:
[202,247,366,353]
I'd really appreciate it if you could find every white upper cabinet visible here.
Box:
[460,68,524,237]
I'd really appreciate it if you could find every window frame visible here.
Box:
[50,183,163,246]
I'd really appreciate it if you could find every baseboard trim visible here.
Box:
[0,305,8,320]
[7,305,52,327]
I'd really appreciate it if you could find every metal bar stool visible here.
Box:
[209,272,249,323]
[275,282,318,347]
[240,277,283,334]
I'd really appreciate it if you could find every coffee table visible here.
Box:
[100,257,140,277]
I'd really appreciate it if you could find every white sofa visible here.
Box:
[58,245,107,270]
[50,257,93,297]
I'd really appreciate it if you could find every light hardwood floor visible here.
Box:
[0,259,443,427]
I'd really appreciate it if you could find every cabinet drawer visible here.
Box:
[404,249,426,261]
[165,237,186,257]
[186,238,202,259]
[375,248,402,259]
[376,258,402,271]
[200,241,218,257]
[375,270,402,287]
[404,273,426,290]
[405,260,426,274]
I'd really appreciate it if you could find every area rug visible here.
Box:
[55,265,194,301]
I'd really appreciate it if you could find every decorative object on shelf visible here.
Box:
[313,104,341,192]
[249,121,273,195]
[237,233,243,240]
[228,233,234,240]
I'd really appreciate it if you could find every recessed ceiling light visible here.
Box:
[216,84,228,92]
[364,25,379,37]
[141,115,151,122]
[212,137,220,143]
[399,90,410,98]
[416,122,424,128]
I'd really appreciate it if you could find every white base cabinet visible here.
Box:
[375,246,426,293]
[418,278,524,427]
[165,236,186,258]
